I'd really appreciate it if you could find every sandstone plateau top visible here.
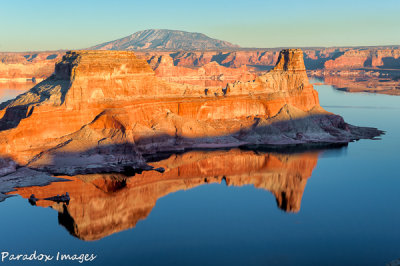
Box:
[0,48,382,200]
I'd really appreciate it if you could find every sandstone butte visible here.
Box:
[0,49,382,198]
[0,49,381,166]
[13,149,319,241]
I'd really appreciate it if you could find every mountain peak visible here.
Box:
[90,29,239,51]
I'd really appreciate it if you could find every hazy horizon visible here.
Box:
[0,0,399,52]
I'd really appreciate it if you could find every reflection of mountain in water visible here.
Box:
[14,149,319,241]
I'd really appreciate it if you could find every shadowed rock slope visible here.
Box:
[0,49,382,176]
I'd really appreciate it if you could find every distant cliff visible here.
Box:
[147,54,256,87]
[0,51,64,82]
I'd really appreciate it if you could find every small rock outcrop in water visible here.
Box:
[0,49,382,178]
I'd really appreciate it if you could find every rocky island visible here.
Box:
[0,48,382,200]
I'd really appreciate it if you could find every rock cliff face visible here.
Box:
[0,51,64,82]
[12,149,319,241]
[152,50,280,68]
[148,54,256,87]
[324,49,400,69]
[2,47,400,96]
[0,49,381,174]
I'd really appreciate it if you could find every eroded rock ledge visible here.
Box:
[0,49,382,198]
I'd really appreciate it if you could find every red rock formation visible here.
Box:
[162,50,280,68]
[324,50,371,69]
[0,49,381,172]
[1,47,399,98]
[370,49,400,68]
[0,51,64,82]
[12,149,319,240]
[148,54,256,87]
[224,49,319,115]
[324,49,400,69]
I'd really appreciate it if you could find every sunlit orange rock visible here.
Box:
[148,54,256,87]
[324,49,400,69]
[324,50,370,69]
[0,51,64,82]
[1,47,399,86]
[0,49,381,171]
[159,50,280,68]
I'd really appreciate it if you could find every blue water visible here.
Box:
[0,83,400,265]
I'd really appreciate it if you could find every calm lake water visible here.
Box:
[0,80,399,266]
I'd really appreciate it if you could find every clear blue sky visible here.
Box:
[0,0,399,51]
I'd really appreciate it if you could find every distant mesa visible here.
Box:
[89,29,240,51]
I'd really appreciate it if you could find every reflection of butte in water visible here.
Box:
[14,149,319,241]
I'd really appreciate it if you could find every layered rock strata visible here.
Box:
[0,51,64,82]
[2,47,400,96]
[148,54,256,87]
[0,49,382,175]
